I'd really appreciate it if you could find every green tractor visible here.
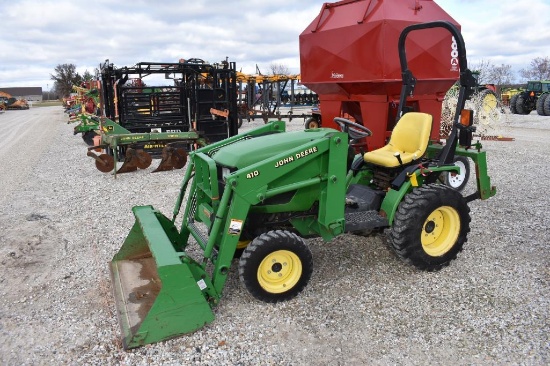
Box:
[510,80,550,115]
[109,21,496,349]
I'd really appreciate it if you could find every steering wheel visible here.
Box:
[333,117,372,140]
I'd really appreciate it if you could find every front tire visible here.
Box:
[388,184,471,271]
[239,230,313,303]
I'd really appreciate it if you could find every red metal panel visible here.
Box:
[300,0,460,89]
[299,0,461,148]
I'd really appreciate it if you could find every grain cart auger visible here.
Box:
[110,21,496,349]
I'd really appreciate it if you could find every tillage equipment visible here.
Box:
[87,58,239,174]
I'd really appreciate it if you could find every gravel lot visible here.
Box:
[0,106,548,365]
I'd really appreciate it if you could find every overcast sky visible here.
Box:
[1,0,549,91]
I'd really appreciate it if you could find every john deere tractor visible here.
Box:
[109,21,496,349]
[510,80,550,115]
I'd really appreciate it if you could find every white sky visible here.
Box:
[1,0,549,91]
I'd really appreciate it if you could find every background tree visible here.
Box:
[269,63,290,76]
[470,59,493,85]
[82,70,94,82]
[519,57,550,81]
[50,63,82,97]
[470,59,515,87]
[488,64,515,86]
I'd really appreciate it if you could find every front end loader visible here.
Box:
[110,21,496,349]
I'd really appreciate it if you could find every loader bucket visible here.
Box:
[110,205,215,349]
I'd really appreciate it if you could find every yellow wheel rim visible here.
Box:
[308,121,319,129]
[479,92,499,125]
[421,206,460,257]
[237,240,251,250]
[482,92,498,112]
[257,250,302,294]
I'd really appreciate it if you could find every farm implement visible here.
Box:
[87,58,239,175]
[109,7,496,350]
[67,83,103,145]
[73,113,100,146]
[0,91,29,110]
[87,116,206,174]
[236,70,315,126]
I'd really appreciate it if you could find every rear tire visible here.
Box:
[239,230,313,303]
[388,184,470,271]
[544,94,550,116]
[536,94,548,116]
[509,94,519,114]
[515,94,531,115]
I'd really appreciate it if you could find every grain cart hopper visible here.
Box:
[109,21,496,349]
[87,58,239,174]
[299,0,460,151]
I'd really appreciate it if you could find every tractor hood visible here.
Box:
[213,128,338,168]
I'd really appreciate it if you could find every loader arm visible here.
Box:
[178,127,350,286]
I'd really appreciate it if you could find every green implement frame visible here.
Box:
[87,116,207,177]
[73,114,99,134]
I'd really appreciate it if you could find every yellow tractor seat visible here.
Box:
[363,112,433,168]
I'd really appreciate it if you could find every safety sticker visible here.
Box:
[228,219,243,235]
[197,279,207,290]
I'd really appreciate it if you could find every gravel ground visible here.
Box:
[0,106,548,365]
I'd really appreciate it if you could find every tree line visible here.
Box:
[474,56,550,87]
[49,64,93,98]
[50,57,550,98]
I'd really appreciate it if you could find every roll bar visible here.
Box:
[396,21,477,166]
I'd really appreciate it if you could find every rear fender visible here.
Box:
[381,165,459,225]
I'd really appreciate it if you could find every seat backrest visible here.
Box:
[388,112,433,155]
